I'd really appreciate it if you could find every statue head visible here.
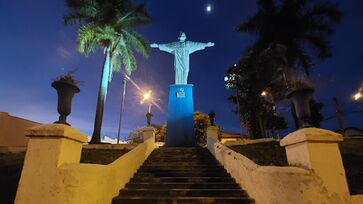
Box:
[178,32,187,42]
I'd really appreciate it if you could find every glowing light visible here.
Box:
[234,63,237,67]
[261,91,267,96]
[140,90,152,104]
[353,92,362,101]
[206,4,212,13]
[224,76,229,82]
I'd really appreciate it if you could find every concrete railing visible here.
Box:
[15,124,157,204]
[206,126,363,204]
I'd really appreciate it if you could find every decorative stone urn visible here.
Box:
[287,87,314,129]
[208,111,216,126]
[52,77,80,126]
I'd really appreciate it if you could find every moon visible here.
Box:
[206,4,212,13]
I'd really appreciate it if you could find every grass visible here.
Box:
[0,148,129,204]
[80,148,129,165]
[228,141,288,166]
[228,137,363,194]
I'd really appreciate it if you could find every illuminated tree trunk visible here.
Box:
[90,47,111,144]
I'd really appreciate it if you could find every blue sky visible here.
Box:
[0,0,362,140]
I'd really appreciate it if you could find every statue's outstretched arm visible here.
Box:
[189,42,215,54]
[150,43,174,53]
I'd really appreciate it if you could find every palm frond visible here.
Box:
[307,2,342,23]
[303,34,332,59]
[117,4,152,29]
[78,25,100,56]
[109,52,122,82]
[119,41,136,76]
[257,0,277,13]
[64,0,99,24]
[293,43,313,76]
[122,30,149,58]
[236,15,260,34]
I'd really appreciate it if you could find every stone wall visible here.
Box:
[0,112,40,152]
[15,125,157,204]
[207,126,363,204]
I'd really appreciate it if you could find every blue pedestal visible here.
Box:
[166,84,195,147]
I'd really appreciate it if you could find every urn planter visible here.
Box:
[287,87,314,129]
[52,80,80,126]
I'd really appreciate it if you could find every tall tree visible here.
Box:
[64,0,151,143]
[236,0,341,76]
[225,45,287,138]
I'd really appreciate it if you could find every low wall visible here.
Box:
[15,125,157,204]
[208,137,342,204]
[207,126,361,204]
[221,138,274,146]
[0,112,40,152]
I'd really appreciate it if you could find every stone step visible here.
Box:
[112,147,254,204]
[143,161,220,166]
[125,182,240,189]
[134,171,230,177]
[119,189,248,197]
[145,157,216,161]
[137,169,227,174]
[148,156,215,161]
[112,196,254,204]
[147,155,214,160]
[154,148,208,152]
[142,164,222,168]
[140,166,225,171]
[130,177,235,183]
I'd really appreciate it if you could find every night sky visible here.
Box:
[0,1,362,140]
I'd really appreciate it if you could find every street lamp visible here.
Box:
[353,92,362,101]
[353,84,363,101]
[140,90,153,126]
[116,74,129,144]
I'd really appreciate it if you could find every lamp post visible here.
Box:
[141,90,153,126]
[116,75,128,144]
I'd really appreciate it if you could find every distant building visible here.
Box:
[219,132,243,143]
[0,112,40,153]
[343,127,363,137]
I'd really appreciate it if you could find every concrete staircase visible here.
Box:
[112,147,254,204]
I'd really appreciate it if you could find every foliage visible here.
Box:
[310,99,324,127]
[64,0,151,142]
[153,112,212,145]
[53,70,79,85]
[194,111,211,145]
[64,0,151,77]
[225,45,288,138]
[233,0,341,131]
[150,124,166,142]
[236,0,342,76]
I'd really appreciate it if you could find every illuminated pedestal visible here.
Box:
[166,84,195,147]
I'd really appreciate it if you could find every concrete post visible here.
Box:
[280,128,350,203]
[15,124,88,204]
[206,126,219,141]
[206,126,219,156]
[140,126,155,142]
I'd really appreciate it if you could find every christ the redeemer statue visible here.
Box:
[151,32,215,84]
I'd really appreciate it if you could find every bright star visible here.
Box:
[206,5,212,13]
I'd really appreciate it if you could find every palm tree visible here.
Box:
[236,0,341,76]
[64,0,151,143]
